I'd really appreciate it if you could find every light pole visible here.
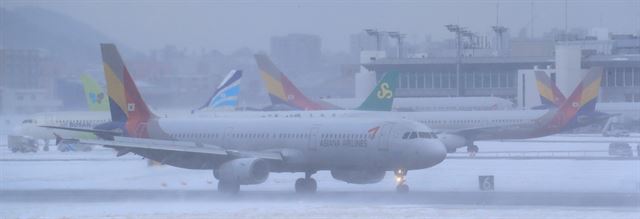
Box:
[365,29,382,51]
[446,24,467,96]
[388,32,406,59]
[492,25,508,56]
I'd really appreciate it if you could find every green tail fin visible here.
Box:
[80,74,109,112]
[356,72,398,111]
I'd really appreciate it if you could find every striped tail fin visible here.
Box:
[101,43,156,137]
[355,72,398,111]
[193,70,242,113]
[534,71,566,107]
[80,74,109,112]
[544,67,603,131]
[255,54,337,110]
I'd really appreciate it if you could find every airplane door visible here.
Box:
[308,126,320,151]
[376,124,393,151]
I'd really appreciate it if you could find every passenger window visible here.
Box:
[402,132,410,139]
[419,132,429,138]
[409,132,417,139]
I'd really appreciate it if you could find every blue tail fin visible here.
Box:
[193,70,242,113]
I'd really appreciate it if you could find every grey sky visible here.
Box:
[4,0,640,53]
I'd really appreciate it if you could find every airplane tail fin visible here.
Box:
[193,70,242,113]
[101,43,156,137]
[80,74,109,112]
[534,71,566,107]
[543,67,603,131]
[255,54,332,110]
[355,72,398,111]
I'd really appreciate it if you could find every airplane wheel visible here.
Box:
[295,178,317,193]
[396,184,409,193]
[306,178,317,193]
[218,181,240,194]
[295,178,305,193]
[467,145,479,153]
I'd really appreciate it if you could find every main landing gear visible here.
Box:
[467,144,479,157]
[295,171,317,193]
[395,168,409,193]
[218,180,240,194]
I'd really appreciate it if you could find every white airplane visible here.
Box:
[49,44,447,194]
[210,58,610,154]
[13,70,244,152]
[11,75,110,152]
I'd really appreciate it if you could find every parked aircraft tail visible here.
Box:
[101,43,157,137]
[534,71,566,108]
[193,70,242,113]
[80,74,109,112]
[255,54,338,110]
[542,67,604,131]
[355,72,399,111]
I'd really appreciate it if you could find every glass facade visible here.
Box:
[397,71,517,89]
[602,67,640,87]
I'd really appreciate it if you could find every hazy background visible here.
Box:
[1,0,639,112]
[4,0,640,53]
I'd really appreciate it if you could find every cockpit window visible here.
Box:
[404,131,437,139]
[22,119,33,124]
[402,132,438,139]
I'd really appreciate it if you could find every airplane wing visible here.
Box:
[449,123,530,141]
[41,125,122,136]
[57,135,283,161]
[485,137,640,144]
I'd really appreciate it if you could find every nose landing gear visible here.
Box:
[394,168,409,193]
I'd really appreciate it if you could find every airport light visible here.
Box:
[492,25,508,56]
[365,29,382,51]
[388,31,407,59]
[445,24,468,96]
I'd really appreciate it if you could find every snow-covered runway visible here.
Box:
[1,135,639,218]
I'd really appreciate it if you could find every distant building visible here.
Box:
[0,49,62,114]
[0,87,62,114]
[0,49,44,89]
[361,36,640,105]
[270,34,322,76]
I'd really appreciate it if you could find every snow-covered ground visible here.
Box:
[1,149,639,192]
[1,134,639,218]
[2,202,639,219]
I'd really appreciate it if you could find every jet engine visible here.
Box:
[437,133,467,153]
[331,169,385,184]
[214,158,269,185]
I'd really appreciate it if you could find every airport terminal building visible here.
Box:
[359,38,640,107]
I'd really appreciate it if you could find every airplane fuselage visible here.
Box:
[119,117,447,172]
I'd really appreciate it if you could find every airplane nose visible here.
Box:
[414,140,447,168]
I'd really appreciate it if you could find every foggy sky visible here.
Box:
[4,0,640,53]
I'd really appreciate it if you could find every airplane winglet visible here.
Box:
[53,133,63,145]
[52,133,80,146]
